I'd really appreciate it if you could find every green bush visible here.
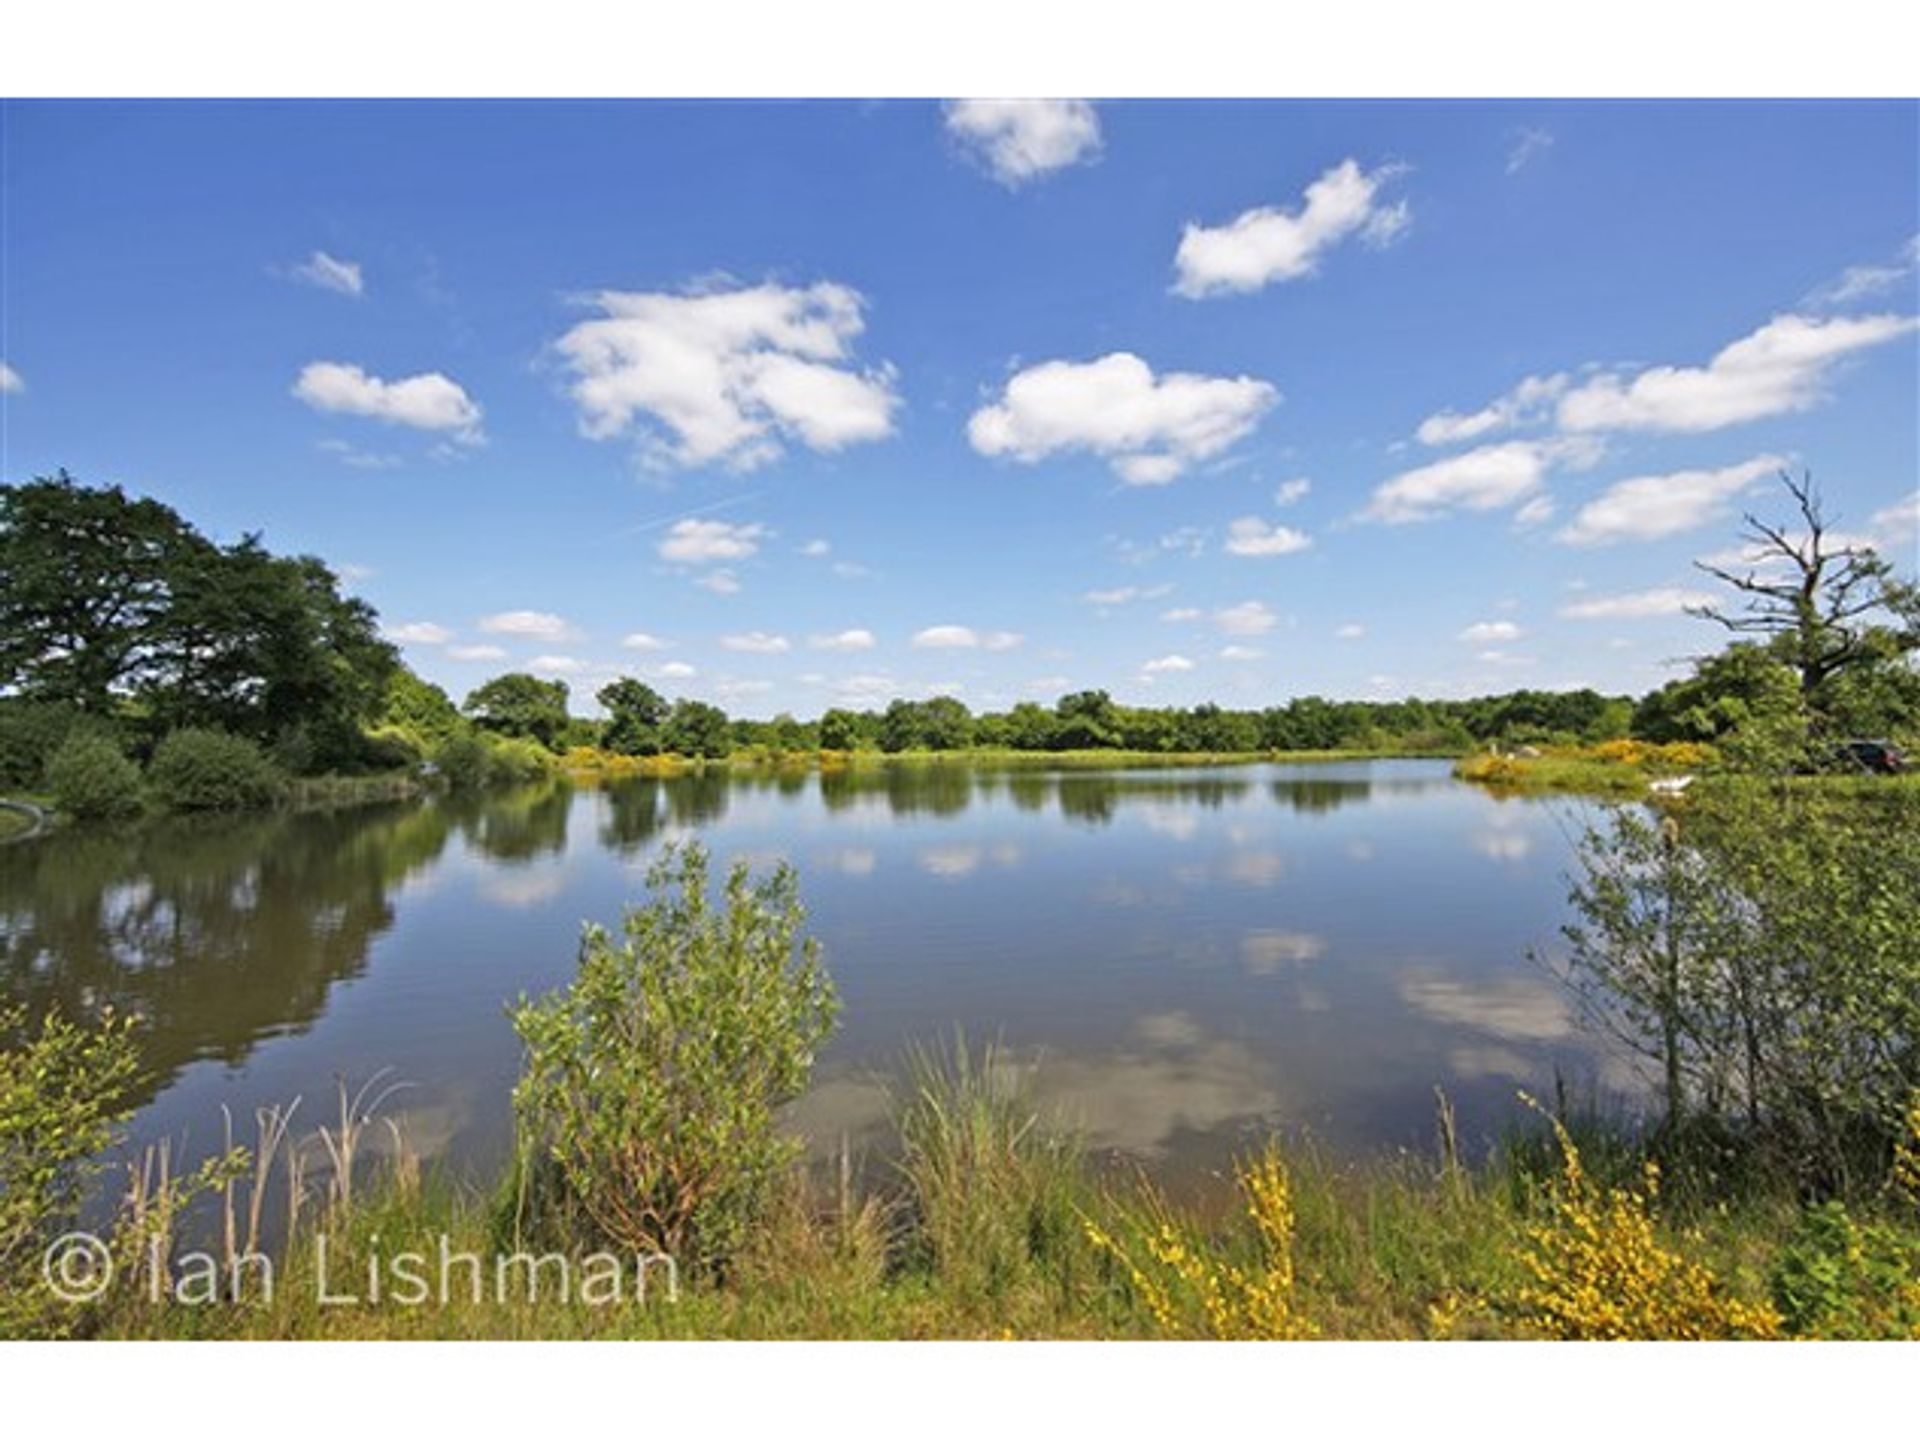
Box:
[146,728,288,811]
[510,843,839,1272]
[484,735,560,785]
[0,702,95,789]
[1770,1200,1920,1338]
[0,1006,140,1337]
[44,733,145,821]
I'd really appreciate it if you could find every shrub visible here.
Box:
[509,843,838,1272]
[0,702,101,789]
[1769,1201,1920,1339]
[44,733,145,821]
[0,1006,140,1337]
[146,728,288,811]
[1510,1110,1780,1340]
[485,736,559,784]
[431,729,492,790]
[1083,1147,1317,1339]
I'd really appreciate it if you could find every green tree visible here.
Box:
[1053,690,1118,749]
[597,678,670,756]
[817,707,861,751]
[662,699,732,759]
[464,673,573,751]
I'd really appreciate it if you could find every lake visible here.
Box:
[0,759,1629,1186]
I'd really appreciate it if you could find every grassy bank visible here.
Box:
[563,745,1461,781]
[1454,740,1716,796]
[70,1070,1920,1341]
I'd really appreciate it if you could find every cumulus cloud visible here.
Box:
[910,625,1021,651]
[696,570,742,596]
[1223,516,1312,557]
[529,655,588,676]
[0,361,22,394]
[1555,455,1783,547]
[1872,492,1918,546]
[654,661,697,680]
[1142,654,1196,674]
[553,280,899,470]
[1273,477,1312,506]
[382,621,452,645]
[620,631,668,651]
[800,539,831,557]
[1556,313,1918,434]
[1364,438,1598,524]
[943,99,1101,186]
[809,629,876,652]
[1458,620,1523,643]
[968,352,1277,484]
[1218,645,1263,661]
[721,631,791,654]
[478,610,581,643]
[293,361,483,442]
[1559,586,1715,620]
[1172,159,1410,299]
[1416,373,1567,447]
[289,250,363,297]
[657,519,766,565]
[1335,623,1367,640]
[447,644,507,662]
[1213,600,1279,637]
[1806,237,1919,307]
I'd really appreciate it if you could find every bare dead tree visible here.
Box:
[1690,470,1918,700]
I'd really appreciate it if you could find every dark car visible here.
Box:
[1836,739,1905,775]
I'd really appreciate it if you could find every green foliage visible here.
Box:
[1632,643,1810,771]
[377,668,464,749]
[661,699,732,759]
[0,702,98,789]
[463,673,572,752]
[879,696,975,752]
[816,707,862,751]
[597,678,669,757]
[484,736,561,784]
[1556,781,1920,1194]
[146,728,288,811]
[0,474,397,768]
[0,1005,141,1337]
[510,843,838,1271]
[44,733,146,821]
[1769,1201,1920,1338]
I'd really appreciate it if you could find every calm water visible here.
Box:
[0,760,1629,1182]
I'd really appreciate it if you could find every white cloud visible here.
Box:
[1416,373,1567,447]
[1458,620,1523,643]
[1557,313,1918,434]
[317,438,403,470]
[478,610,581,643]
[1556,455,1783,547]
[1172,159,1410,299]
[809,628,876,652]
[800,539,831,557]
[292,361,483,442]
[695,570,742,596]
[553,280,898,470]
[1161,607,1203,623]
[1214,601,1279,637]
[1807,238,1919,307]
[1335,623,1367,640]
[658,518,766,565]
[1142,654,1196,674]
[1274,477,1312,506]
[1513,495,1557,528]
[0,362,22,394]
[1506,128,1554,174]
[1218,645,1263,661]
[447,644,507,662]
[943,99,1101,186]
[529,655,588,676]
[968,351,1277,484]
[1084,583,1173,606]
[1365,438,1597,524]
[910,625,1023,651]
[1223,516,1312,557]
[721,631,791,654]
[912,625,980,650]
[1559,586,1714,620]
[1872,492,1917,546]
[620,631,668,651]
[382,621,452,645]
[655,661,697,680]
[290,250,363,297]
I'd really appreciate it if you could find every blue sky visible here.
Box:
[2,99,1915,718]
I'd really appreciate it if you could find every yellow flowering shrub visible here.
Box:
[1084,1148,1316,1339]
[1895,1092,1920,1210]
[1513,1114,1780,1340]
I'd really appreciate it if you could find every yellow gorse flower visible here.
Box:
[1084,1147,1316,1340]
